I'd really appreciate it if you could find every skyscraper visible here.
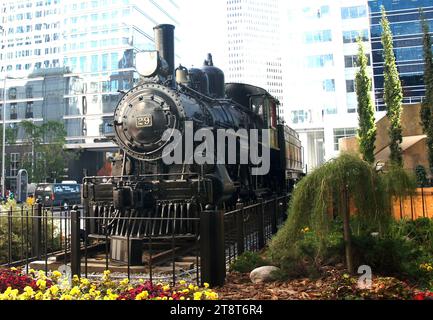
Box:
[368,0,433,109]
[226,0,285,117]
[0,0,179,186]
[283,0,379,171]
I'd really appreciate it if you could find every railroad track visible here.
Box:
[29,238,200,277]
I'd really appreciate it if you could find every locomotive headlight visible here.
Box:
[114,83,184,161]
[135,51,170,78]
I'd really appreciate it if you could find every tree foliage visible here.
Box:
[420,10,433,175]
[19,120,77,183]
[267,153,416,271]
[381,6,404,167]
[355,40,377,164]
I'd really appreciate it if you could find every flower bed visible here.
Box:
[0,268,218,300]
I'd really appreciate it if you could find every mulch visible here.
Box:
[215,272,332,300]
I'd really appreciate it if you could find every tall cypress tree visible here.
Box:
[355,39,376,164]
[420,10,433,174]
[381,6,403,167]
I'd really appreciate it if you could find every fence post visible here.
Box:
[200,205,225,287]
[71,205,81,278]
[235,199,245,256]
[271,196,278,234]
[257,198,265,249]
[32,200,42,259]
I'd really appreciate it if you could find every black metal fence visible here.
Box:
[0,195,288,286]
[199,195,289,286]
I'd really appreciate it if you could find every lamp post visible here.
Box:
[1,75,23,197]
[1,76,7,197]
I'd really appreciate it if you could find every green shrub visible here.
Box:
[415,165,428,187]
[391,218,433,253]
[0,200,61,264]
[229,252,269,273]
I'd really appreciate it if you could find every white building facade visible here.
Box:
[282,0,383,171]
[226,0,285,117]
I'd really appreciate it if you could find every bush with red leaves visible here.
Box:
[0,269,38,293]
[413,291,433,300]
[117,281,188,300]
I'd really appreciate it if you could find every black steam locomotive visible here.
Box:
[82,24,303,264]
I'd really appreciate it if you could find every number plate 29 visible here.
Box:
[136,115,153,128]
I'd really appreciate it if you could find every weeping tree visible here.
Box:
[381,6,404,167]
[419,10,433,175]
[268,153,416,275]
[356,39,376,164]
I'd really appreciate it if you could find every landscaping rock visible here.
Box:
[250,266,280,284]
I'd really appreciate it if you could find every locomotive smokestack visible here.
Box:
[153,24,175,84]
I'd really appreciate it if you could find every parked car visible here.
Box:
[35,183,82,207]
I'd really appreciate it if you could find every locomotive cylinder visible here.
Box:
[153,24,175,85]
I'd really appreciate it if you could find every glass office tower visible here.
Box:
[369,0,433,109]
[0,0,179,185]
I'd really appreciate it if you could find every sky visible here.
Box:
[176,0,227,71]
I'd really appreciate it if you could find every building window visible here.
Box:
[8,88,17,100]
[306,54,334,68]
[291,110,310,124]
[10,103,17,120]
[26,102,33,118]
[323,79,335,92]
[345,54,371,68]
[341,6,367,20]
[346,80,356,93]
[26,85,33,98]
[343,29,369,43]
[305,30,332,44]
[334,128,357,151]
[324,106,337,115]
[10,153,20,177]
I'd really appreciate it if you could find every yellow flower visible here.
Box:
[162,285,170,291]
[60,294,73,300]
[81,294,91,300]
[24,286,34,295]
[179,280,186,285]
[80,278,90,286]
[135,291,149,300]
[52,271,62,278]
[10,267,17,271]
[204,282,210,289]
[50,285,59,296]
[193,292,202,300]
[36,279,47,290]
[180,296,185,300]
[70,286,81,296]
[34,292,44,300]
[188,284,195,290]
[120,278,129,286]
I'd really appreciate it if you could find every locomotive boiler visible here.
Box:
[82,24,304,264]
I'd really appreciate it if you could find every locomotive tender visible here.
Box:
[82,24,303,264]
